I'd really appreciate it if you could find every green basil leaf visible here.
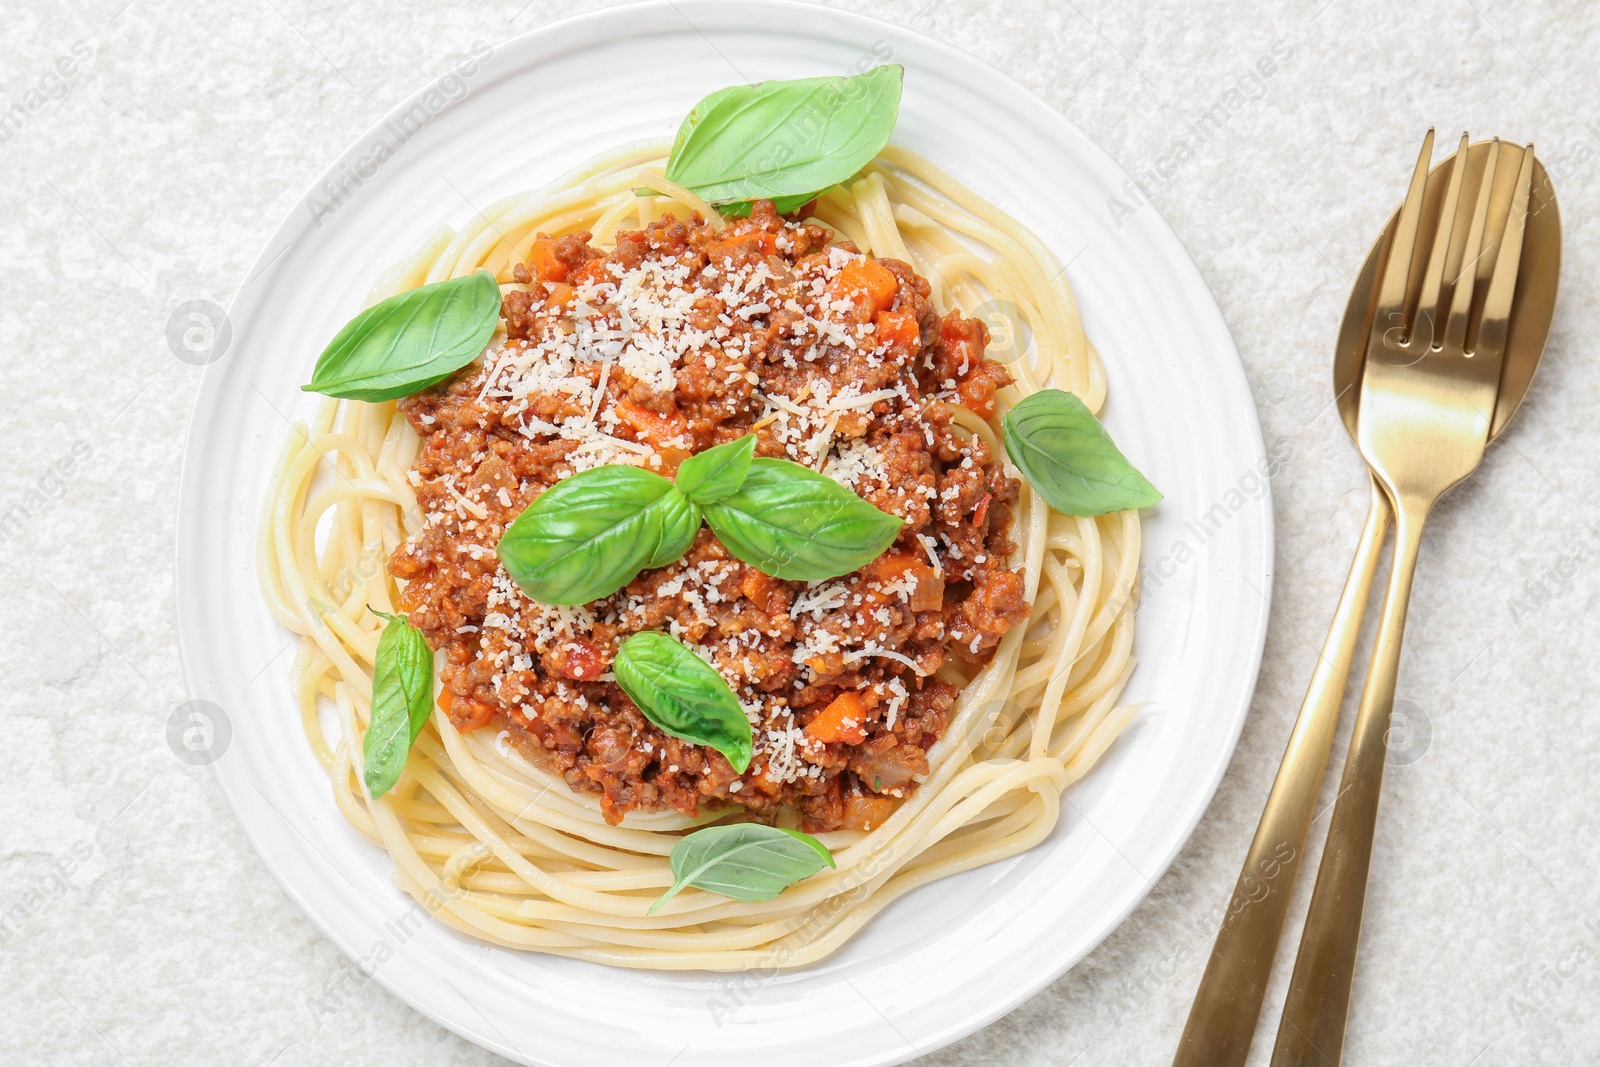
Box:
[649,823,834,913]
[362,611,435,799]
[613,632,752,773]
[498,466,700,606]
[664,65,903,211]
[703,458,903,581]
[674,434,757,506]
[304,271,501,402]
[1001,389,1161,516]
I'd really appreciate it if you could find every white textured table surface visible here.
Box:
[4,1,1598,1064]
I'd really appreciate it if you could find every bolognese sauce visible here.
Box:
[389,200,1028,833]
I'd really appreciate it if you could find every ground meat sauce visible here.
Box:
[389,201,1029,832]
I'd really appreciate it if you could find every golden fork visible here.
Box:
[1268,131,1538,1065]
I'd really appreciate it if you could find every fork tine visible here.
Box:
[1473,145,1536,360]
[1443,138,1503,352]
[1372,129,1435,346]
[1413,133,1470,350]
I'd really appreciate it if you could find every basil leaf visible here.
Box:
[501,449,900,600]
[649,823,834,914]
[304,271,501,402]
[362,611,435,799]
[704,458,903,581]
[613,632,752,773]
[674,434,757,506]
[1001,389,1161,516]
[498,466,701,606]
[664,65,903,212]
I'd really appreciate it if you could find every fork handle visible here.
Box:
[1270,492,1429,1066]
[1172,479,1389,1067]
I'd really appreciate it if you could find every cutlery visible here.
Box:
[1173,133,1560,1067]
[1271,131,1558,1065]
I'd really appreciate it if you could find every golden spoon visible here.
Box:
[1173,133,1560,1067]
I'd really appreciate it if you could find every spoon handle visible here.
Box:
[1271,493,1429,1066]
[1172,479,1389,1067]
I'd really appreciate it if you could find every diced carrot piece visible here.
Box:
[867,552,922,582]
[707,231,770,264]
[868,551,944,612]
[740,569,779,608]
[527,238,569,283]
[873,310,920,349]
[455,700,494,730]
[833,259,898,313]
[570,259,609,287]
[436,687,454,714]
[544,282,575,309]
[806,691,869,745]
[615,400,688,446]
[958,374,997,420]
[748,765,783,797]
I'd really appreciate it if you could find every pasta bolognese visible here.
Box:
[258,64,1158,970]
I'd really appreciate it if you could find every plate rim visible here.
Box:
[174,2,1273,1063]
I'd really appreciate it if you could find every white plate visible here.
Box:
[175,3,1272,1064]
